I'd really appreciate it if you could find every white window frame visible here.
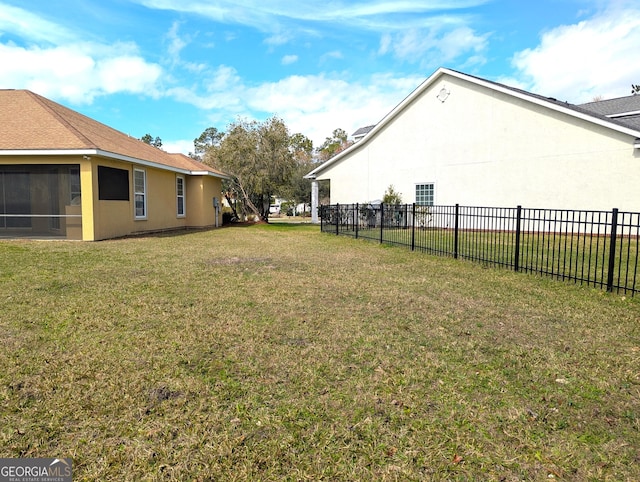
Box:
[415,182,435,206]
[69,166,81,204]
[176,175,185,218]
[134,168,147,219]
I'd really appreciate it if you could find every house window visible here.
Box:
[134,168,147,219]
[176,176,185,217]
[69,166,81,204]
[416,183,435,206]
[98,166,130,201]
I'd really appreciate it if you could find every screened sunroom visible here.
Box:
[0,164,82,240]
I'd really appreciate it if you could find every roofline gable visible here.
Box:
[305,67,640,179]
[0,89,230,179]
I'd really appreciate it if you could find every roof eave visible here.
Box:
[191,170,231,179]
[0,148,229,178]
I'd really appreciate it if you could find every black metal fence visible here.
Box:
[319,203,640,296]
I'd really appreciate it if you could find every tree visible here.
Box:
[284,133,315,208]
[140,133,163,148]
[192,127,224,159]
[382,185,403,205]
[317,128,353,161]
[632,84,640,95]
[203,116,296,222]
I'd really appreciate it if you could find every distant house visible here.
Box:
[305,68,640,222]
[0,90,229,240]
[352,125,376,142]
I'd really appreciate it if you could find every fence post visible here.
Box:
[405,204,408,230]
[320,204,323,231]
[380,202,384,244]
[335,203,340,236]
[411,203,416,251]
[607,208,619,292]
[355,203,359,239]
[454,204,459,259]
[514,205,522,272]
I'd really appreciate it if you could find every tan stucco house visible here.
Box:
[0,89,228,240]
[306,68,640,221]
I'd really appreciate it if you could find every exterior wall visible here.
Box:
[185,176,223,228]
[0,155,224,241]
[317,73,640,212]
[92,158,223,240]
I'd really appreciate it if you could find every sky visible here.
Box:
[1,0,640,154]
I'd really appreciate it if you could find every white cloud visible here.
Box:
[135,0,489,36]
[0,42,162,103]
[163,138,195,155]
[165,65,246,112]
[511,4,640,102]
[163,22,207,73]
[379,21,489,68]
[243,73,425,145]
[0,5,163,104]
[164,70,424,147]
[0,3,77,44]
[97,56,163,96]
[320,50,343,63]
[166,21,188,65]
[264,32,294,47]
[281,54,298,65]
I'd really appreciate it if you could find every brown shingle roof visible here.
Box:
[0,89,227,178]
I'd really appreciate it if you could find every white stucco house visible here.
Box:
[305,68,640,222]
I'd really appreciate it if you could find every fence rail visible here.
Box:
[319,203,640,296]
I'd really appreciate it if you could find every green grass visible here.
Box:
[1,223,640,481]
[345,225,639,294]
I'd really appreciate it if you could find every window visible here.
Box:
[415,183,435,206]
[98,166,130,200]
[69,166,81,204]
[134,168,147,219]
[176,176,185,217]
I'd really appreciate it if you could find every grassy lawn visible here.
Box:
[1,223,639,481]
[350,225,639,294]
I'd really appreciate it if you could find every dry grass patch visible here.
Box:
[1,223,639,481]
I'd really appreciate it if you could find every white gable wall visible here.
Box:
[316,73,640,212]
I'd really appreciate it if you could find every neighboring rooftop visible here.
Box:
[352,125,376,141]
[0,89,227,177]
[579,95,640,131]
[579,94,640,116]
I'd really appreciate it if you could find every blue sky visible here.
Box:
[1,0,639,154]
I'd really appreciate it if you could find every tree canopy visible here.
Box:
[193,127,224,159]
[140,133,162,148]
[382,185,403,205]
[203,117,297,221]
[193,123,350,221]
[317,128,352,161]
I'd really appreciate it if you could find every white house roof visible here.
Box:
[305,67,640,179]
